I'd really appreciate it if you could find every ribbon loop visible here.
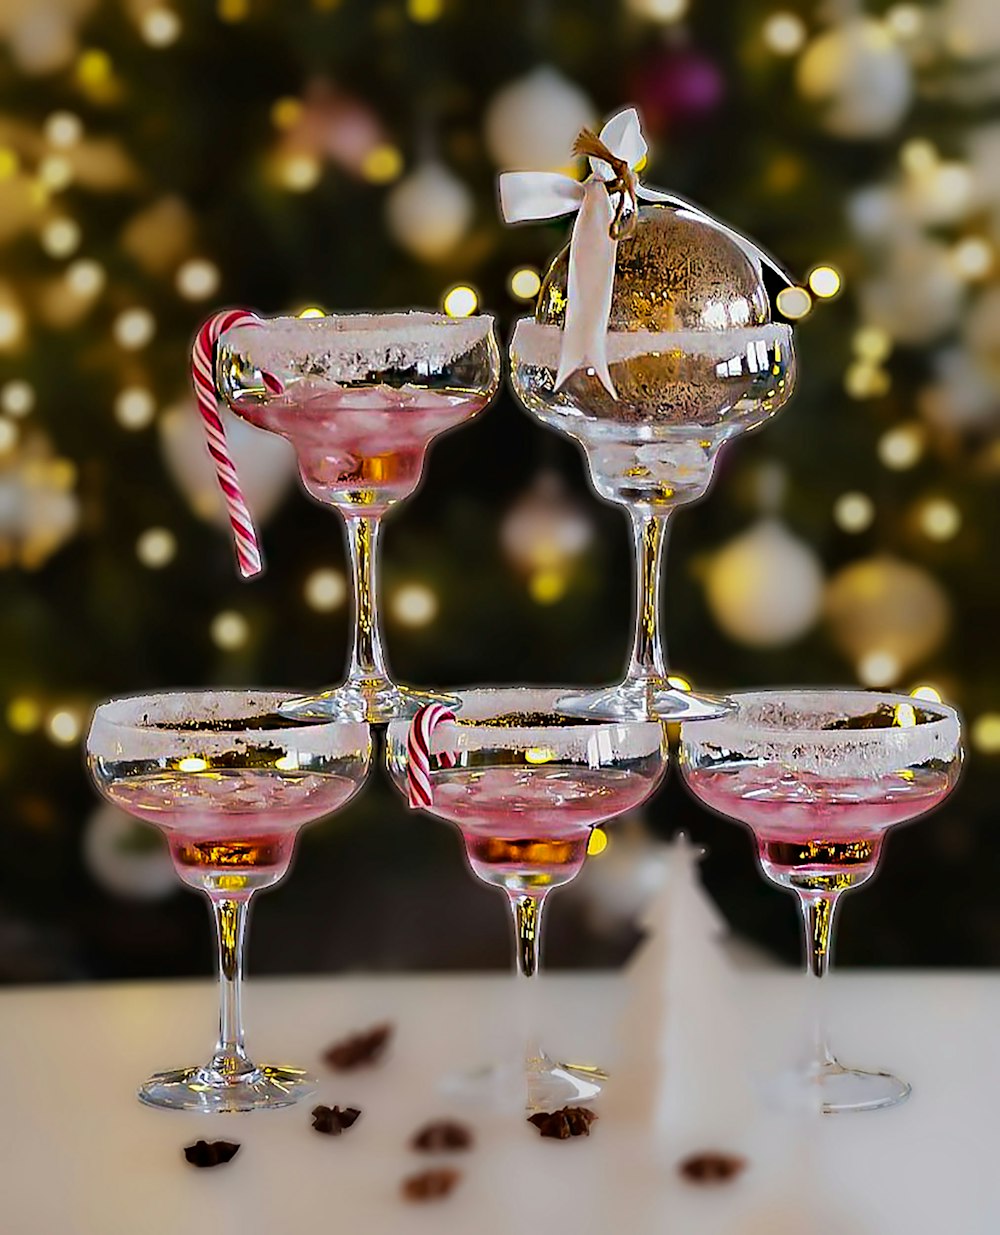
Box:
[498,106,793,399]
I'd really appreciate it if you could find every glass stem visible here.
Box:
[625,507,671,683]
[797,891,840,1072]
[208,895,255,1080]
[344,512,389,684]
[507,891,547,1068]
[509,891,545,979]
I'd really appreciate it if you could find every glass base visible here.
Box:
[555,677,732,723]
[775,1059,911,1116]
[440,1052,605,1113]
[533,1057,606,1110]
[277,679,459,725]
[138,1064,317,1113]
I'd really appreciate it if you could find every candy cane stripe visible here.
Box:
[190,308,283,579]
[406,704,458,808]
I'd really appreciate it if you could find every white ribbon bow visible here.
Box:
[499,107,790,397]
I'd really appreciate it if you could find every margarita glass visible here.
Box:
[87,689,371,1112]
[680,689,961,1114]
[217,311,500,723]
[510,208,796,722]
[386,686,667,1109]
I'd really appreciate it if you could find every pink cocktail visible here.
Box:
[681,689,962,1114]
[387,687,667,1109]
[107,767,362,894]
[234,383,489,514]
[686,764,954,895]
[218,312,500,722]
[428,765,656,891]
[87,690,371,1113]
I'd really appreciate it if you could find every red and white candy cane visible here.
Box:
[190,308,283,579]
[406,704,459,809]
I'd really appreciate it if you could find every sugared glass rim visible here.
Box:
[680,688,960,748]
[510,318,793,367]
[387,685,664,758]
[88,688,371,761]
[221,310,495,354]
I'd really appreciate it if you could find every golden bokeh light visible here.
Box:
[900,138,937,175]
[175,259,220,300]
[763,11,806,54]
[136,528,177,568]
[878,423,924,470]
[853,325,892,362]
[44,112,83,148]
[951,237,992,280]
[361,144,403,184]
[971,713,1000,755]
[41,218,81,258]
[529,569,567,604]
[113,387,156,429]
[626,0,688,20]
[776,286,812,320]
[113,308,156,350]
[279,153,322,192]
[857,650,902,687]
[392,583,438,626]
[141,7,182,46]
[886,4,922,37]
[443,285,478,317]
[271,97,303,129]
[7,697,42,734]
[304,568,347,611]
[834,491,875,533]
[408,0,444,21]
[510,267,542,300]
[0,304,26,350]
[1,381,34,417]
[845,362,890,400]
[211,610,250,650]
[46,709,82,746]
[919,498,961,542]
[66,260,105,298]
[217,0,249,20]
[808,265,842,298]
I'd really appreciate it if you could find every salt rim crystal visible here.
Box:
[681,689,961,779]
[88,690,370,762]
[388,687,663,763]
[220,311,495,384]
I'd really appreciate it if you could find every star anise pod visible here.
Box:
[527,1106,598,1139]
[411,1119,473,1151]
[311,1104,361,1135]
[401,1167,461,1201]
[183,1140,240,1168]
[323,1023,392,1070]
[678,1151,747,1183]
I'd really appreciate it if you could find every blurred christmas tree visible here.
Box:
[0,0,997,980]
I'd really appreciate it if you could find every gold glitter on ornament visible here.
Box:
[535,205,771,423]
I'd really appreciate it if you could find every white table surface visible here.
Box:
[0,971,997,1235]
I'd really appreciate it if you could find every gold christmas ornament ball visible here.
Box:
[825,554,950,676]
[535,205,771,423]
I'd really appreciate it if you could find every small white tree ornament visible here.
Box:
[605,832,755,1159]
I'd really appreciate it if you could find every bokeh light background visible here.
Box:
[1,0,998,981]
